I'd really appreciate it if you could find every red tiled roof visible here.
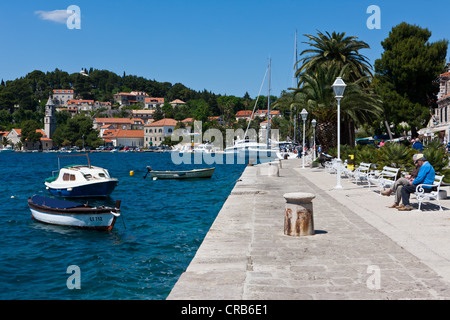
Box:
[145,97,164,103]
[9,129,48,139]
[170,99,185,104]
[145,118,178,127]
[67,99,94,105]
[438,93,450,102]
[103,129,144,138]
[95,118,133,124]
[236,110,253,116]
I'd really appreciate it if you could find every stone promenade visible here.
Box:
[167,159,450,300]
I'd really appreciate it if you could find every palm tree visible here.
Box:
[294,64,382,151]
[2,136,11,148]
[295,31,373,84]
[272,91,303,142]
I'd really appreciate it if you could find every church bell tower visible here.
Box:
[44,95,57,139]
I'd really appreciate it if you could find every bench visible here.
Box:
[415,174,444,212]
[348,162,372,184]
[368,166,400,193]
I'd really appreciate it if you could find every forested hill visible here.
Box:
[0,68,225,113]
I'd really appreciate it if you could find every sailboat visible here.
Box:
[224,59,278,162]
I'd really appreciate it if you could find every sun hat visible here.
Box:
[414,153,425,162]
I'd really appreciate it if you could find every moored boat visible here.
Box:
[28,195,121,231]
[0,146,15,153]
[144,166,215,179]
[44,153,119,197]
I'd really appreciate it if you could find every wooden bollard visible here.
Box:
[283,192,315,236]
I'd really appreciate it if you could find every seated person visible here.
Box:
[381,154,421,208]
[398,154,435,211]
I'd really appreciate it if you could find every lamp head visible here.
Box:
[332,77,346,99]
[300,108,308,121]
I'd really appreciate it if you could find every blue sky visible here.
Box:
[0,0,449,98]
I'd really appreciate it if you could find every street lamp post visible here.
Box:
[300,108,308,169]
[311,119,316,161]
[332,77,346,189]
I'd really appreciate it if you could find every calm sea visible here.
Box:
[0,152,245,300]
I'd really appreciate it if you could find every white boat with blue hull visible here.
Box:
[0,146,15,153]
[44,154,119,198]
[28,195,121,231]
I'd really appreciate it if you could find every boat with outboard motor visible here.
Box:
[28,195,121,230]
[144,166,215,179]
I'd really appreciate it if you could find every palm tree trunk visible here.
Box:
[317,121,336,153]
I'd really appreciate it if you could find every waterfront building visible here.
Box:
[6,128,53,151]
[420,63,450,142]
[94,118,144,130]
[102,129,144,147]
[52,89,74,106]
[144,118,178,147]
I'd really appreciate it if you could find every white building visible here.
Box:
[144,118,178,147]
[420,63,450,142]
[102,129,144,147]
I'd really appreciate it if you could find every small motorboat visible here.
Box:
[0,146,15,153]
[144,166,215,179]
[28,195,121,231]
[45,154,119,197]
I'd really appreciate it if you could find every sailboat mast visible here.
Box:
[293,30,298,88]
[266,58,271,148]
[293,30,298,143]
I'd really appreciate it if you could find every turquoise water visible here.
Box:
[0,152,245,299]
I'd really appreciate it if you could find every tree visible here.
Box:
[21,120,42,144]
[2,136,11,147]
[272,91,304,142]
[294,64,382,151]
[153,105,164,121]
[52,115,102,147]
[190,99,211,123]
[296,31,373,83]
[374,22,448,137]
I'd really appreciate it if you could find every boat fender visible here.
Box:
[110,211,121,217]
